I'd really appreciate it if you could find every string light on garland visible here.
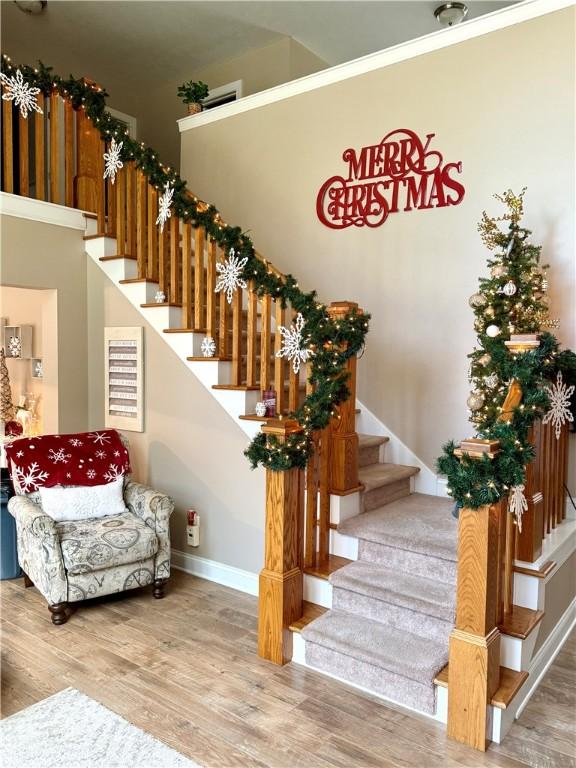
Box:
[103,137,123,184]
[0,67,43,117]
[0,54,372,472]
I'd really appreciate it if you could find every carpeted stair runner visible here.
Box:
[302,492,458,715]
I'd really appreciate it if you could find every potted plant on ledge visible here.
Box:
[178,80,209,115]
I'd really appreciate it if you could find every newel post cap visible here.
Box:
[327,301,363,318]
[454,438,501,460]
[261,418,303,440]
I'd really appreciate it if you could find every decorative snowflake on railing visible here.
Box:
[156,184,174,232]
[48,447,71,464]
[201,336,216,358]
[508,484,528,532]
[14,462,49,493]
[0,69,43,118]
[103,138,123,185]
[542,371,575,440]
[275,312,314,375]
[214,248,248,304]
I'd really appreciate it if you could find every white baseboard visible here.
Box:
[171,549,259,597]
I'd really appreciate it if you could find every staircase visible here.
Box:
[292,430,456,716]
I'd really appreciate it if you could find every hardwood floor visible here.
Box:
[1,570,574,767]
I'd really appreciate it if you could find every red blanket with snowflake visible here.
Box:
[5,430,131,493]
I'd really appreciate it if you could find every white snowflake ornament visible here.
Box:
[154,291,166,304]
[214,248,248,304]
[201,336,216,358]
[275,312,314,375]
[103,138,123,184]
[156,184,174,233]
[542,371,575,439]
[509,484,528,533]
[0,69,43,119]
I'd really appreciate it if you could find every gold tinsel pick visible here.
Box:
[477,187,527,250]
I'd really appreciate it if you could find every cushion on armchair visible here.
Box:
[38,476,127,522]
[56,512,159,575]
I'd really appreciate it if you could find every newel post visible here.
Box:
[447,439,502,752]
[326,301,362,494]
[258,419,304,665]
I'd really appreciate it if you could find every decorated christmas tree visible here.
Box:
[438,189,576,520]
[0,347,15,424]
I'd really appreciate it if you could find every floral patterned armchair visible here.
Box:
[8,479,175,626]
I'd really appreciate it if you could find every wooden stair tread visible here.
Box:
[358,434,390,448]
[187,356,232,362]
[499,606,544,639]
[434,664,528,710]
[119,278,158,285]
[83,232,108,240]
[99,254,136,262]
[212,384,260,391]
[141,301,182,308]
[163,327,206,334]
[358,463,420,491]
[304,554,352,581]
[513,560,556,579]
[289,601,328,633]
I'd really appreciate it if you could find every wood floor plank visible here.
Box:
[1,570,574,768]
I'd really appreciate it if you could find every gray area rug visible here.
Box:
[0,688,198,768]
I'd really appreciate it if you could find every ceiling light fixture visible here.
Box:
[13,1,47,15]
[434,2,468,27]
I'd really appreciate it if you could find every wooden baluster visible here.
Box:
[447,439,501,752]
[326,301,361,494]
[106,178,116,237]
[287,310,300,411]
[206,239,217,341]
[18,112,29,196]
[64,99,74,207]
[559,422,569,522]
[218,288,229,358]
[545,422,554,532]
[194,227,205,331]
[231,288,242,385]
[246,286,258,386]
[260,294,271,391]
[136,170,147,279]
[495,498,506,627]
[515,425,543,563]
[274,302,286,414]
[147,186,158,281]
[503,500,515,616]
[258,419,304,665]
[317,429,331,565]
[2,101,14,193]
[304,432,319,569]
[125,162,136,257]
[96,138,106,233]
[115,165,125,254]
[34,95,45,200]
[49,92,59,204]
[157,220,168,301]
[169,216,180,305]
[181,222,193,326]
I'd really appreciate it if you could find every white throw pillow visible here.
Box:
[39,476,127,522]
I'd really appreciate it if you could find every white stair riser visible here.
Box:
[500,630,541,672]
[187,360,232,388]
[330,492,361,525]
[86,236,116,258]
[304,574,332,608]
[329,530,358,560]
[142,306,183,332]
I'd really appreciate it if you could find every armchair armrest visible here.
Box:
[123,480,174,581]
[8,495,67,605]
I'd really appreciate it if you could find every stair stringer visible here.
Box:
[84,235,262,441]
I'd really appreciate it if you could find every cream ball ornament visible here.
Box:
[503,280,517,297]
[486,324,501,338]
[491,264,506,278]
[469,292,487,308]
[467,391,485,411]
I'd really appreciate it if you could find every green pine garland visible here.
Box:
[437,190,576,510]
[1,56,370,471]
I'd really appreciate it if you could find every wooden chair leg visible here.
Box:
[23,572,34,589]
[153,579,167,599]
[48,603,69,625]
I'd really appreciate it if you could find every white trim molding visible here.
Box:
[178,0,573,132]
[0,192,88,230]
[171,549,259,596]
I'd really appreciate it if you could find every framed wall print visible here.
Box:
[104,327,144,432]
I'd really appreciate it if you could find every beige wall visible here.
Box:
[180,9,576,483]
[0,216,88,434]
[534,551,576,654]
[0,286,58,434]
[86,261,265,571]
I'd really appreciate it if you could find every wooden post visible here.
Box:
[515,426,543,562]
[326,301,361,494]
[447,439,502,752]
[74,107,100,212]
[258,419,304,665]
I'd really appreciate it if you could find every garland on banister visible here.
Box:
[437,189,576,517]
[1,56,371,471]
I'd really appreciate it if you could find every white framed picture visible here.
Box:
[104,327,144,432]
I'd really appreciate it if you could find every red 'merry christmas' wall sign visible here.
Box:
[316,129,465,229]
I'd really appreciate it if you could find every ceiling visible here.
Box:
[2,1,519,86]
